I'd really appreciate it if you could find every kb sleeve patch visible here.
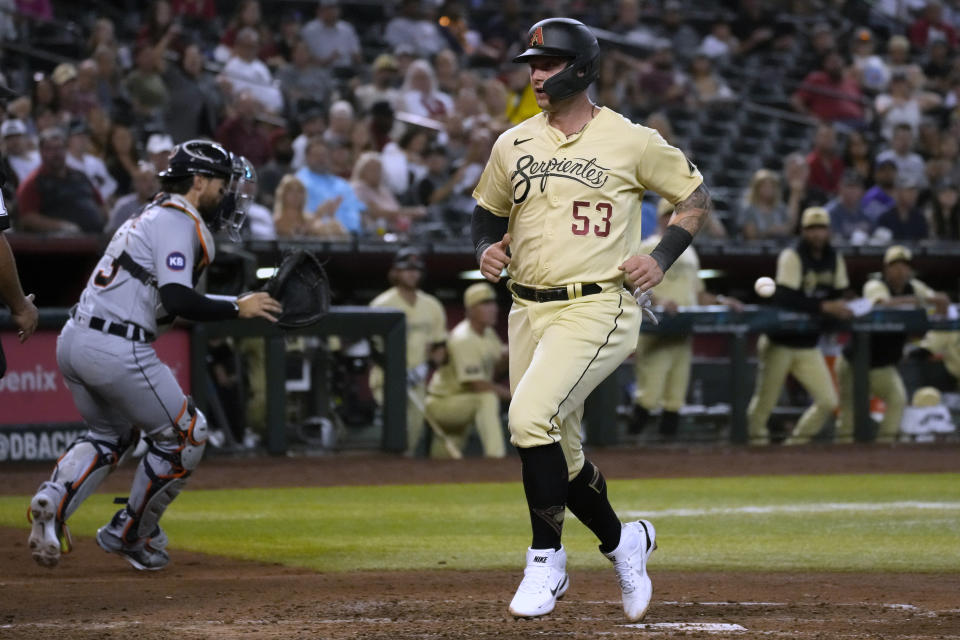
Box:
[166,251,187,271]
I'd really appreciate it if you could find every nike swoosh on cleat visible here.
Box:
[514,137,533,145]
[550,576,566,596]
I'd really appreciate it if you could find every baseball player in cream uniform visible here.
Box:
[369,247,447,456]
[746,207,853,445]
[834,245,948,443]
[424,282,509,458]
[27,141,281,570]
[631,200,742,439]
[472,18,714,622]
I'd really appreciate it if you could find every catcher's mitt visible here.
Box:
[261,250,331,329]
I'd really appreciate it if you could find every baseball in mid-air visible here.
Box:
[754,276,776,298]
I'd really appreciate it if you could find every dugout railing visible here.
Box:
[2,307,958,455]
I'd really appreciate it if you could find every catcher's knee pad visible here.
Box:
[124,399,207,541]
[45,431,134,522]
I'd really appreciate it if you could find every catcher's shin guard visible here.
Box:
[34,431,136,523]
[121,398,207,542]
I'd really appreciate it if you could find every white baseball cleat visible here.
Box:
[604,520,657,622]
[27,484,70,568]
[509,546,569,618]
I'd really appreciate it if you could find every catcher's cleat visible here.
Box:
[509,546,569,618]
[96,510,170,571]
[604,519,657,622]
[27,486,72,568]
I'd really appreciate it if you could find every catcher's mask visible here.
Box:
[214,155,256,241]
[512,17,600,101]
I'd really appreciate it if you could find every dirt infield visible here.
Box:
[2,444,959,639]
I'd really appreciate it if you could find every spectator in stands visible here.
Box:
[355,54,401,114]
[416,143,451,208]
[842,129,874,185]
[385,0,448,59]
[825,170,870,241]
[434,49,463,97]
[67,60,101,119]
[65,120,117,204]
[876,122,928,188]
[1,119,40,188]
[87,17,130,68]
[875,175,930,240]
[51,63,80,116]
[791,50,866,128]
[861,157,898,226]
[849,27,889,94]
[92,44,123,114]
[351,151,427,234]
[699,18,738,64]
[103,122,138,196]
[323,100,355,148]
[922,39,953,94]
[928,178,960,240]
[257,129,293,209]
[328,141,354,179]
[137,135,169,178]
[909,1,958,50]
[885,35,925,89]
[291,109,325,170]
[397,59,454,122]
[215,92,271,168]
[657,0,701,65]
[634,44,687,116]
[106,160,157,232]
[17,128,105,233]
[806,123,845,195]
[504,64,539,125]
[276,39,333,121]
[137,0,184,53]
[739,168,793,241]
[381,126,428,197]
[164,43,223,143]
[273,173,348,239]
[875,72,942,142]
[220,27,284,114]
[124,45,169,123]
[801,22,837,75]
[686,53,734,107]
[427,126,491,222]
[301,0,361,71]
[218,0,277,64]
[732,0,778,58]
[31,73,59,125]
[296,136,365,234]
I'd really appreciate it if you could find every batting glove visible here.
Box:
[632,288,659,326]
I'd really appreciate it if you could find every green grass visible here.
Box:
[3,473,958,573]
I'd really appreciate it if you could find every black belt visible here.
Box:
[509,282,602,303]
[71,308,156,343]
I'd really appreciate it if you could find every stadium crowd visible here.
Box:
[1,0,959,247]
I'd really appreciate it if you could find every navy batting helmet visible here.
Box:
[158,139,234,181]
[512,18,600,101]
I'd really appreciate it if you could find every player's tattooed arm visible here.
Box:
[670,184,713,236]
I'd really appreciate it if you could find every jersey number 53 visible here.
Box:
[571,200,612,237]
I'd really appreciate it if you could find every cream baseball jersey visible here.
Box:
[637,234,702,306]
[428,319,504,397]
[369,287,447,368]
[75,193,215,334]
[863,277,934,305]
[473,107,703,287]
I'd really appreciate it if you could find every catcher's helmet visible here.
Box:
[513,17,600,101]
[158,139,234,181]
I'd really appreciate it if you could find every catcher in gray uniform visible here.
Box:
[27,140,282,570]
